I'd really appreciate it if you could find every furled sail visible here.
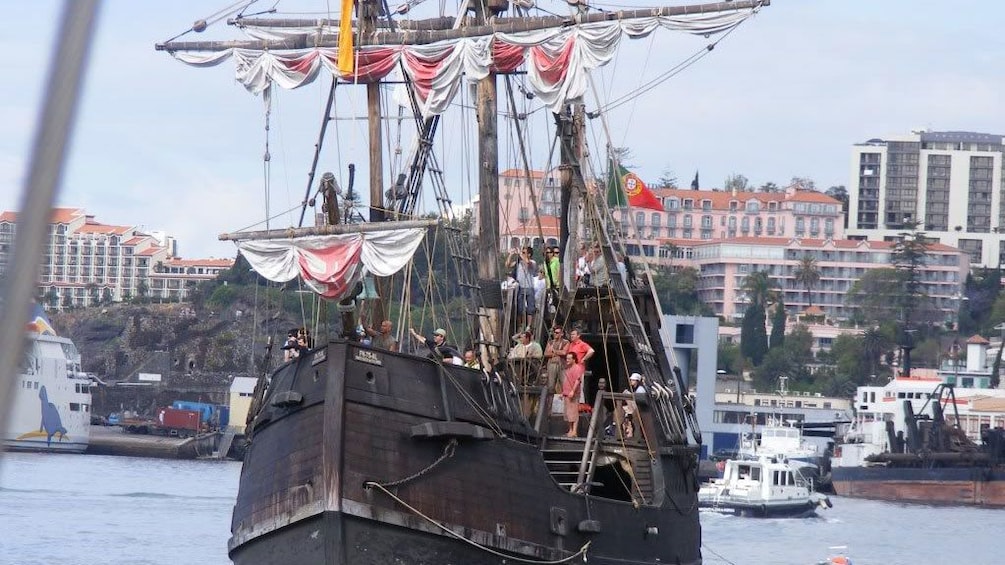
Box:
[168,11,755,114]
[236,228,426,300]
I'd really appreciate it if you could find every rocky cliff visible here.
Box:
[52,297,303,417]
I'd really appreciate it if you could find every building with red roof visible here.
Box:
[0,207,233,309]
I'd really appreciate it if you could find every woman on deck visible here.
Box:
[562,352,585,437]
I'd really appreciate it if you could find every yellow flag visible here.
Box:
[337,0,354,76]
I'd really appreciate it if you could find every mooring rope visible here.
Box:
[364,481,592,564]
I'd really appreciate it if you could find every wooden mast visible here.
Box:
[360,0,388,323]
[475,0,505,364]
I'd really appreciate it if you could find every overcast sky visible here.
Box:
[3,0,1004,259]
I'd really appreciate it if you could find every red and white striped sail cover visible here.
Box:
[171,11,754,114]
[236,228,426,300]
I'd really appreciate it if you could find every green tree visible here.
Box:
[136,280,149,302]
[742,270,775,308]
[958,268,1001,334]
[825,185,849,228]
[770,299,786,349]
[759,181,780,193]
[652,266,713,316]
[790,176,816,191]
[724,173,750,192]
[717,342,743,375]
[657,167,678,188]
[861,326,892,376]
[741,303,768,365]
[891,224,929,331]
[792,254,821,308]
[848,268,903,325]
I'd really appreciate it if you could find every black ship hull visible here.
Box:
[229,341,702,565]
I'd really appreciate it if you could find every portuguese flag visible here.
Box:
[606,163,663,211]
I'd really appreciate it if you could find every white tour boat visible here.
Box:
[3,308,91,453]
[699,456,832,518]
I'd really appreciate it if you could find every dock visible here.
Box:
[87,426,220,459]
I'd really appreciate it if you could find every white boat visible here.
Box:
[739,419,821,462]
[3,308,91,453]
[698,456,832,518]
[732,417,831,489]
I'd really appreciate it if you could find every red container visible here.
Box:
[156,407,201,435]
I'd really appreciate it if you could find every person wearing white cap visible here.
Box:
[620,372,646,439]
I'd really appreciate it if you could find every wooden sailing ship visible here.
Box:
[158,1,769,563]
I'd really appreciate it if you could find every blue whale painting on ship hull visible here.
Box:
[38,386,68,445]
[15,386,69,445]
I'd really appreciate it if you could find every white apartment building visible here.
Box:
[0,208,233,309]
[848,130,1005,266]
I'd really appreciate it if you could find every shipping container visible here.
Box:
[157,407,202,437]
[171,401,215,424]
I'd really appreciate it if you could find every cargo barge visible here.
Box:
[832,380,1005,506]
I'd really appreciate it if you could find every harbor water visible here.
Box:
[2,452,1005,565]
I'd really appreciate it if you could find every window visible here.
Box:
[729,200,738,212]
[683,215,693,228]
[635,212,645,228]
[701,199,712,211]
[683,199,693,210]
[745,201,760,213]
[651,213,661,228]
[665,198,679,211]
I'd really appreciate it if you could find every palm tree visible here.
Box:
[793,254,821,308]
[861,327,891,376]
[742,270,775,307]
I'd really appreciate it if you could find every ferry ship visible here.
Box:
[3,306,91,453]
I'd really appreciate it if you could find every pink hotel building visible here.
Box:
[496,170,967,322]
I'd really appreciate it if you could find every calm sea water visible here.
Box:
[2,452,1004,565]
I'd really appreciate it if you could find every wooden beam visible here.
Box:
[156,1,768,51]
[218,219,439,241]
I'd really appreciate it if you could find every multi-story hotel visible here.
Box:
[0,208,233,309]
[676,236,967,322]
[496,169,846,264]
[621,186,843,264]
[848,130,1005,266]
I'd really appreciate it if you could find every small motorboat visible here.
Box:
[698,455,832,518]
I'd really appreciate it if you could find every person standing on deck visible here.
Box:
[567,328,595,370]
[462,349,481,369]
[546,247,561,291]
[575,244,592,287]
[533,268,547,319]
[363,319,398,352]
[562,352,585,437]
[590,243,609,287]
[409,327,460,363]
[543,326,570,394]
[507,246,538,330]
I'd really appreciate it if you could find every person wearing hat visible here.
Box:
[409,327,460,363]
[620,372,646,439]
